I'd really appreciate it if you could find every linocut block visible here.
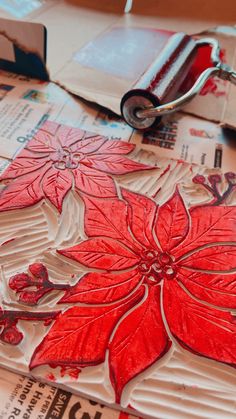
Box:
[0,120,236,418]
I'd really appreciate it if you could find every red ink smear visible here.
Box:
[1,238,15,246]
[189,128,214,139]
[182,46,227,97]
[45,373,56,382]
[60,366,80,380]
[118,413,132,419]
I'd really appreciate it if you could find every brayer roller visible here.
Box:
[121,32,236,130]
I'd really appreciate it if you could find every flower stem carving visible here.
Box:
[0,309,59,345]
[9,263,70,305]
[193,172,236,205]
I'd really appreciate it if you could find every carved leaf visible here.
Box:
[0,169,48,212]
[174,206,236,258]
[122,189,158,249]
[29,130,57,153]
[181,245,236,272]
[178,268,236,309]
[96,140,135,155]
[30,288,144,369]
[42,168,72,212]
[1,155,47,179]
[82,195,140,250]
[82,155,153,175]
[155,189,189,252]
[72,134,106,153]
[58,237,140,270]
[109,285,171,402]
[74,167,116,198]
[164,280,236,366]
[59,269,142,304]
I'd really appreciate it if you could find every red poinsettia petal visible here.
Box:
[82,155,153,175]
[109,285,171,402]
[58,237,140,271]
[155,189,189,253]
[178,268,236,309]
[38,122,107,152]
[40,120,60,136]
[55,125,84,148]
[95,140,135,155]
[122,189,158,249]
[30,287,144,369]
[82,195,141,250]
[18,148,49,160]
[180,245,236,272]
[42,168,72,212]
[163,279,236,366]
[71,134,106,153]
[174,206,236,258]
[29,129,56,153]
[74,167,116,198]
[0,155,47,180]
[59,269,142,304]
[57,125,106,150]
[0,165,50,212]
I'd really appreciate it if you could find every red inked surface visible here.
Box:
[185,46,227,97]
[174,205,236,258]
[9,263,69,305]
[60,269,142,305]
[0,307,58,345]
[109,285,171,402]
[58,237,140,271]
[30,288,144,370]
[0,121,153,212]
[154,188,189,252]
[178,269,236,309]
[163,280,236,365]
[28,185,235,401]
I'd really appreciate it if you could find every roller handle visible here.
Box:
[121,32,198,129]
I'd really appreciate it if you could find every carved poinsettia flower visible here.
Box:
[30,188,236,402]
[0,121,153,212]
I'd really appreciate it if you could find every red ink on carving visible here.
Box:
[60,366,81,380]
[0,308,59,345]
[30,185,236,402]
[0,121,154,212]
[45,373,56,382]
[9,263,70,305]
[193,172,236,205]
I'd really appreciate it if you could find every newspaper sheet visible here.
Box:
[131,113,236,172]
[0,70,235,172]
[0,368,139,419]
[0,70,133,162]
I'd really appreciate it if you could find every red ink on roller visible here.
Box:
[121,32,236,129]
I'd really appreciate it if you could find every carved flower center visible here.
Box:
[139,250,175,283]
[51,148,84,170]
